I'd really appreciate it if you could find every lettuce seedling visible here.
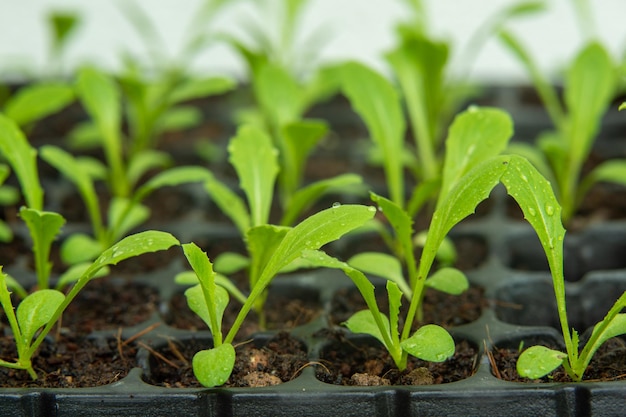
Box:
[40,144,211,265]
[223,0,346,210]
[200,124,362,326]
[181,203,375,387]
[303,154,566,371]
[500,35,625,224]
[0,114,65,290]
[513,177,626,382]
[386,0,545,186]
[0,230,179,380]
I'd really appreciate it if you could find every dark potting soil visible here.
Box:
[166,289,323,338]
[62,278,159,334]
[145,332,309,388]
[0,334,137,388]
[329,285,486,329]
[315,333,478,386]
[490,337,626,383]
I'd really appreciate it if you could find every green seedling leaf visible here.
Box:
[344,309,391,348]
[507,142,555,185]
[425,267,468,295]
[176,270,247,306]
[185,284,229,335]
[387,281,403,347]
[17,289,65,343]
[0,222,12,243]
[340,61,406,206]
[77,66,126,197]
[281,174,363,226]
[67,121,101,149]
[4,83,74,127]
[400,324,455,362]
[108,197,150,241]
[205,173,250,234]
[517,345,566,379]
[56,262,108,289]
[60,233,104,265]
[126,150,172,188]
[157,106,202,135]
[247,225,290,287]
[168,76,235,105]
[500,156,565,279]
[19,208,65,289]
[619,102,626,111]
[440,106,513,201]
[348,252,411,298]
[183,242,229,341]
[407,177,441,218]
[565,42,615,166]
[386,33,447,181]
[424,156,510,277]
[300,249,397,358]
[0,115,43,210]
[1,270,27,300]
[370,193,413,264]
[225,206,376,344]
[281,119,329,196]
[580,159,626,200]
[192,343,236,387]
[214,252,250,275]
[133,165,211,203]
[88,230,179,275]
[228,125,278,227]
[40,145,103,239]
[255,62,303,125]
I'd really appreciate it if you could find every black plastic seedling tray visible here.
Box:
[1,183,626,417]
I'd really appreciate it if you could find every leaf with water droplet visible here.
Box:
[517,345,566,379]
[192,344,236,387]
[401,324,455,362]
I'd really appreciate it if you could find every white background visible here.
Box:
[0,0,624,83]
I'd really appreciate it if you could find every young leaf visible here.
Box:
[76,66,127,197]
[425,267,469,295]
[183,242,229,342]
[281,174,363,226]
[87,230,180,276]
[133,165,211,203]
[55,262,108,289]
[4,84,74,127]
[168,76,235,105]
[228,125,279,227]
[564,42,615,166]
[0,115,43,210]
[340,61,406,206]
[344,309,391,348]
[280,119,329,198]
[255,63,303,125]
[400,324,455,362]
[17,289,65,343]
[40,145,103,238]
[19,208,65,289]
[185,284,229,336]
[387,281,403,348]
[192,343,236,388]
[60,233,104,265]
[439,106,513,201]
[348,252,412,298]
[126,150,173,188]
[517,345,567,379]
[225,205,376,344]
[246,225,290,287]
